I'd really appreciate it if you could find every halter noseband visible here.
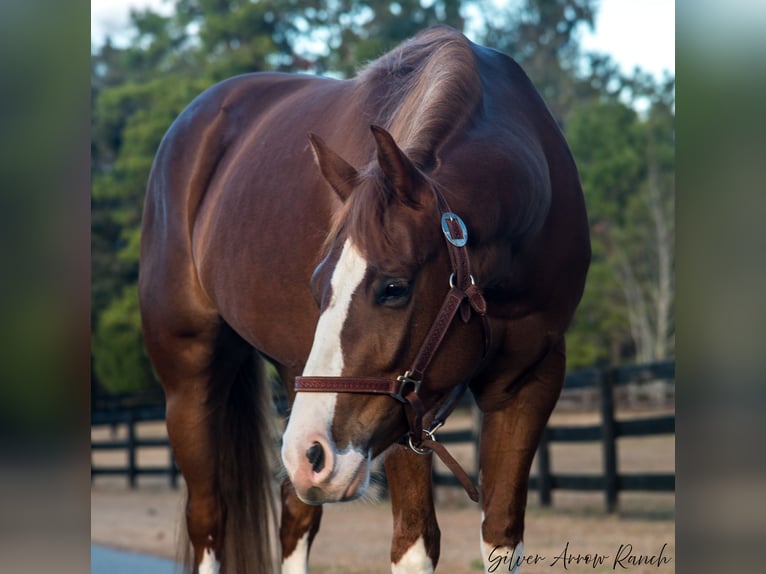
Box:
[294,183,489,502]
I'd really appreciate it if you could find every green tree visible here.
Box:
[296,0,465,76]
[90,76,208,391]
[174,0,303,79]
[566,78,675,366]
[478,0,598,124]
[91,7,215,393]
[92,285,157,393]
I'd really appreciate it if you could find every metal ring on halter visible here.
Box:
[407,435,432,455]
[407,425,440,455]
[449,272,476,289]
[428,420,445,435]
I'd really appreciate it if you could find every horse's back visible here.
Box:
[140,72,364,364]
[142,72,334,248]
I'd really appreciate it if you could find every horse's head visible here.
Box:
[282,126,487,504]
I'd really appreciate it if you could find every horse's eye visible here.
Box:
[377,280,411,306]
[384,283,409,298]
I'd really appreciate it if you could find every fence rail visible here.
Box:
[91,361,674,510]
[432,360,675,511]
[91,406,180,488]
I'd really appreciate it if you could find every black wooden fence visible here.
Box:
[432,360,675,512]
[91,361,674,510]
[91,405,179,488]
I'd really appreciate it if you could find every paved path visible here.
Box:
[91,545,177,574]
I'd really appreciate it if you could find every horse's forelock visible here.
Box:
[320,168,394,265]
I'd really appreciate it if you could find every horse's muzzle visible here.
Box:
[282,433,371,504]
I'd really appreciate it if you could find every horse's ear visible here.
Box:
[308,132,358,202]
[370,125,424,206]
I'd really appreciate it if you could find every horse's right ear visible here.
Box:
[308,133,358,202]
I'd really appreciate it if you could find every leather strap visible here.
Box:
[295,376,403,396]
[405,383,479,503]
[423,439,480,502]
[410,286,469,380]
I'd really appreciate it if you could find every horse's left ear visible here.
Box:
[370,125,425,206]
[308,132,358,202]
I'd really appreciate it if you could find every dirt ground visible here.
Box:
[91,409,675,573]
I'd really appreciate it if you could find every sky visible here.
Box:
[91,0,675,79]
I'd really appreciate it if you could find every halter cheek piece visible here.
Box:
[294,183,490,502]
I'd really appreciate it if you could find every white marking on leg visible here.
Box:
[481,539,524,574]
[282,530,310,574]
[392,536,433,574]
[282,240,369,479]
[199,547,220,574]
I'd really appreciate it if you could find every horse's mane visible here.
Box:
[357,26,483,169]
[324,28,484,261]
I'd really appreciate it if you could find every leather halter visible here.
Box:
[295,183,489,502]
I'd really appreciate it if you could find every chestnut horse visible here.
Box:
[139,26,589,574]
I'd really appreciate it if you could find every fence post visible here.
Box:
[169,450,179,489]
[599,367,618,513]
[127,412,137,489]
[472,403,482,482]
[537,427,552,506]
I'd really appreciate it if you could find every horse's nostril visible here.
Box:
[306,441,325,474]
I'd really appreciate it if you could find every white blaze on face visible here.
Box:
[392,536,434,573]
[303,238,367,377]
[282,239,369,488]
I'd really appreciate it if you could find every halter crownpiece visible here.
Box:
[294,182,490,502]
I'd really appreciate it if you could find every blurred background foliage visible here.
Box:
[91,0,674,395]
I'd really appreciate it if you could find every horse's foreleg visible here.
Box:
[385,444,440,574]
[478,340,566,574]
[277,365,323,574]
[279,478,322,573]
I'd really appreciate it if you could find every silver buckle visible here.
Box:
[393,371,420,403]
[441,212,468,247]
